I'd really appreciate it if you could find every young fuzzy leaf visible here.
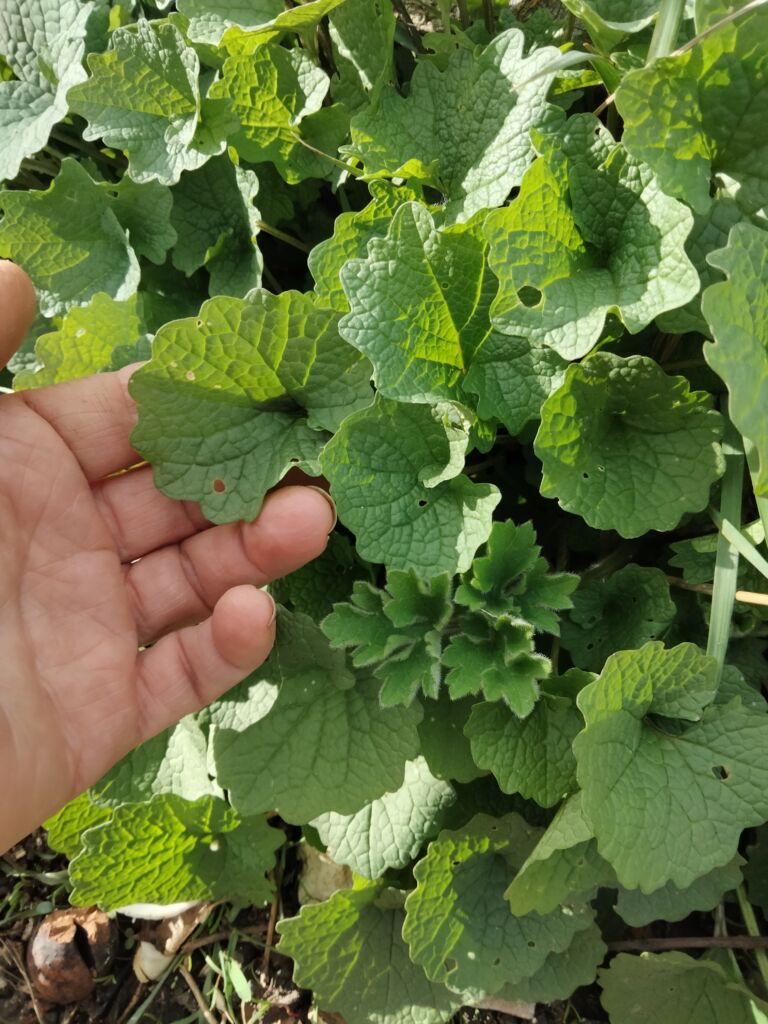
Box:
[279,882,463,1024]
[574,642,768,892]
[0,0,91,183]
[599,953,768,1024]
[616,6,768,218]
[485,114,699,360]
[348,28,563,222]
[213,612,422,823]
[504,794,614,917]
[68,20,221,185]
[130,290,372,524]
[322,572,452,707]
[0,159,140,316]
[561,564,676,671]
[455,519,578,635]
[13,292,145,390]
[703,222,768,497]
[171,154,262,298]
[614,856,744,927]
[443,613,551,717]
[466,687,582,807]
[339,203,496,405]
[321,397,499,574]
[403,813,594,999]
[534,353,724,538]
[69,795,282,910]
[309,180,420,312]
[312,757,456,879]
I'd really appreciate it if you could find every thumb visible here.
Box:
[0,261,36,370]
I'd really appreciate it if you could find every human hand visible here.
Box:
[0,263,336,853]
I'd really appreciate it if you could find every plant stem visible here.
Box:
[179,962,218,1024]
[667,576,768,607]
[482,0,494,34]
[647,0,685,61]
[709,507,768,582]
[293,134,363,177]
[457,0,469,29]
[254,219,311,253]
[608,934,768,952]
[737,883,768,993]
[706,417,743,681]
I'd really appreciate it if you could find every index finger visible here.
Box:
[16,363,143,481]
[0,261,36,369]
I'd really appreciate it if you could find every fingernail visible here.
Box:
[307,485,337,532]
[265,590,277,626]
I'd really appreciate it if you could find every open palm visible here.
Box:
[0,265,334,851]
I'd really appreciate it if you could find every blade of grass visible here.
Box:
[737,883,768,994]
[706,418,743,680]
[647,0,686,61]
[709,509,768,583]
[744,438,768,552]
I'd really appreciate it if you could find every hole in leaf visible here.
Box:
[185,370,195,381]
[493,957,501,967]
[417,499,428,509]
[712,764,730,780]
[517,286,542,308]
[527,941,536,948]
[582,472,589,480]
[213,479,226,493]
[444,958,457,974]
[196,319,203,328]
[289,457,300,465]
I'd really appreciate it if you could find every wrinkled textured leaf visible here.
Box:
[703,222,768,497]
[575,642,768,891]
[178,0,349,45]
[70,795,282,909]
[339,203,495,405]
[45,793,113,861]
[599,953,768,1024]
[504,794,614,917]
[615,856,744,927]
[349,28,563,222]
[616,7,768,218]
[0,158,140,316]
[213,613,422,823]
[561,564,677,671]
[417,691,485,785]
[328,0,395,112]
[209,33,346,183]
[0,0,91,182]
[466,692,580,807]
[310,181,419,312]
[321,397,499,574]
[404,813,593,998]
[69,20,219,185]
[485,114,699,360]
[131,290,372,523]
[14,292,144,389]
[464,334,568,436]
[535,353,724,537]
[171,154,262,297]
[279,882,463,1024]
[496,922,606,1006]
[312,757,455,879]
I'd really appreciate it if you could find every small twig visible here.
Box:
[182,925,269,955]
[392,0,425,51]
[262,851,283,975]
[667,575,768,607]
[608,935,768,952]
[1,940,44,1024]
[293,134,363,177]
[179,961,220,1024]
